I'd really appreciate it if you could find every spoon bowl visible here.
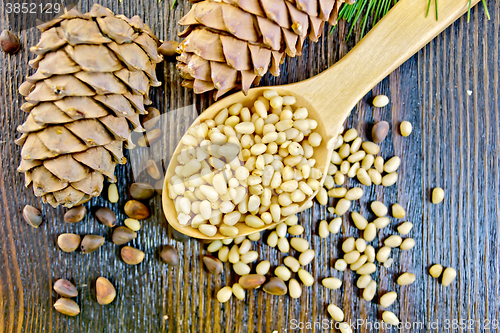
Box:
[163,0,480,239]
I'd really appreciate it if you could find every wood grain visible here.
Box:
[0,0,499,332]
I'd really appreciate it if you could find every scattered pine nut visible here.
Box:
[429,264,443,278]
[442,267,457,286]
[318,220,330,238]
[379,291,398,308]
[327,304,345,322]
[432,187,445,204]
[397,222,413,235]
[391,203,406,218]
[356,275,372,289]
[322,277,342,290]
[108,183,119,203]
[397,273,416,286]
[217,286,233,303]
[288,279,302,298]
[328,217,342,234]
[373,95,389,108]
[400,121,413,136]
[400,238,415,250]
[382,311,400,325]
[371,201,388,217]
[362,280,377,301]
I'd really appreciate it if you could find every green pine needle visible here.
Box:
[171,0,177,10]
[335,0,489,40]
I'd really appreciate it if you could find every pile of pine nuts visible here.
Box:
[168,91,324,237]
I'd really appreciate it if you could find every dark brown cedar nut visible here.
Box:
[124,200,150,219]
[170,225,190,242]
[160,245,179,266]
[238,274,266,290]
[57,233,81,252]
[64,206,86,223]
[202,256,223,275]
[121,246,145,265]
[372,121,390,143]
[23,205,42,228]
[0,30,20,54]
[80,235,105,254]
[145,160,162,180]
[263,277,288,295]
[95,207,116,227]
[53,298,80,316]
[53,279,78,298]
[141,107,161,131]
[96,277,116,305]
[112,226,137,245]
[129,182,155,200]
[138,129,162,147]
[158,40,179,57]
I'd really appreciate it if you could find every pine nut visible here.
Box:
[351,212,368,230]
[199,224,217,237]
[432,187,444,204]
[376,246,391,263]
[372,121,390,143]
[365,245,376,262]
[343,128,358,142]
[397,222,413,235]
[284,256,301,272]
[355,238,367,252]
[400,238,415,250]
[240,251,259,264]
[344,250,361,264]
[373,95,389,107]
[383,156,401,173]
[400,121,412,136]
[382,311,400,325]
[429,264,443,278]
[338,143,350,159]
[350,255,368,271]
[340,160,350,174]
[356,263,377,275]
[285,215,299,226]
[232,283,245,300]
[108,183,119,203]
[442,267,457,286]
[362,141,380,155]
[380,291,398,308]
[229,245,240,264]
[220,224,239,237]
[207,240,223,253]
[328,187,347,198]
[368,169,382,185]
[350,137,362,154]
[218,246,230,262]
[391,203,406,219]
[356,167,372,186]
[275,223,287,238]
[374,156,384,173]
[298,249,315,266]
[342,237,355,253]
[322,277,342,290]
[275,266,292,281]
[335,199,351,216]
[345,188,364,201]
[217,286,233,303]
[124,218,141,231]
[335,171,345,185]
[371,201,388,217]
[290,238,309,252]
[245,215,265,228]
[347,162,360,178]
[363,223,377,242]
[356,275,372,289]
[373,217,390,229]
[316,187,328,205]
[233,262,251,276]
[298,269,314,286]
[397,272,416,285]
[361,154,375,170]
[319,220,330,238]
[334,259,347,271]
[256,261,271,275]
[278,237,290,253]
[288,278,302,298]
[384,235,402,247]
[327,304,344,322]
[382,172,398,186]
[329,217,342,234]
[347,151,366,163]
[362,280,377,301]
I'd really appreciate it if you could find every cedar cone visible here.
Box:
[16,4,162,208]
[176,0,346,99]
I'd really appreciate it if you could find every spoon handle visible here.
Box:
[296,0,481,137]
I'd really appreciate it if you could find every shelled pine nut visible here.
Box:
[322,277,342,290]
[397,273,416,286]
[380,291,398,308]
[442,267,457,286]
[429,264,443,278]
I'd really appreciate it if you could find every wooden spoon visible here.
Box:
[163,0,480,239]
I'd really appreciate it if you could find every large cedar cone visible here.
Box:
[16,4,162,208]
[177,0,346,99]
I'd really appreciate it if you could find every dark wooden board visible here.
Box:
[0,1,499,332]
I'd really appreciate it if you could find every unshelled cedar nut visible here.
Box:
[53,298,80,316]
[129,182,155,200]
[64,206,86,223]
[160,245,179,266]
[238,274,266,289]
[96,277,116,305]
[0,30,20,54]
[124,200,150,219]
[263,277,287,295]
[372,121,390,143]
[53,279,78,298]
[112,226,137,245]
[57,233,81,252]
[80,235,105,254]
[202,256,223,275]
[121,246,145,265]
[95,207,116,227]
[23,205,42,228]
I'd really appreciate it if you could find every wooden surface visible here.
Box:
[0,0,499,332]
